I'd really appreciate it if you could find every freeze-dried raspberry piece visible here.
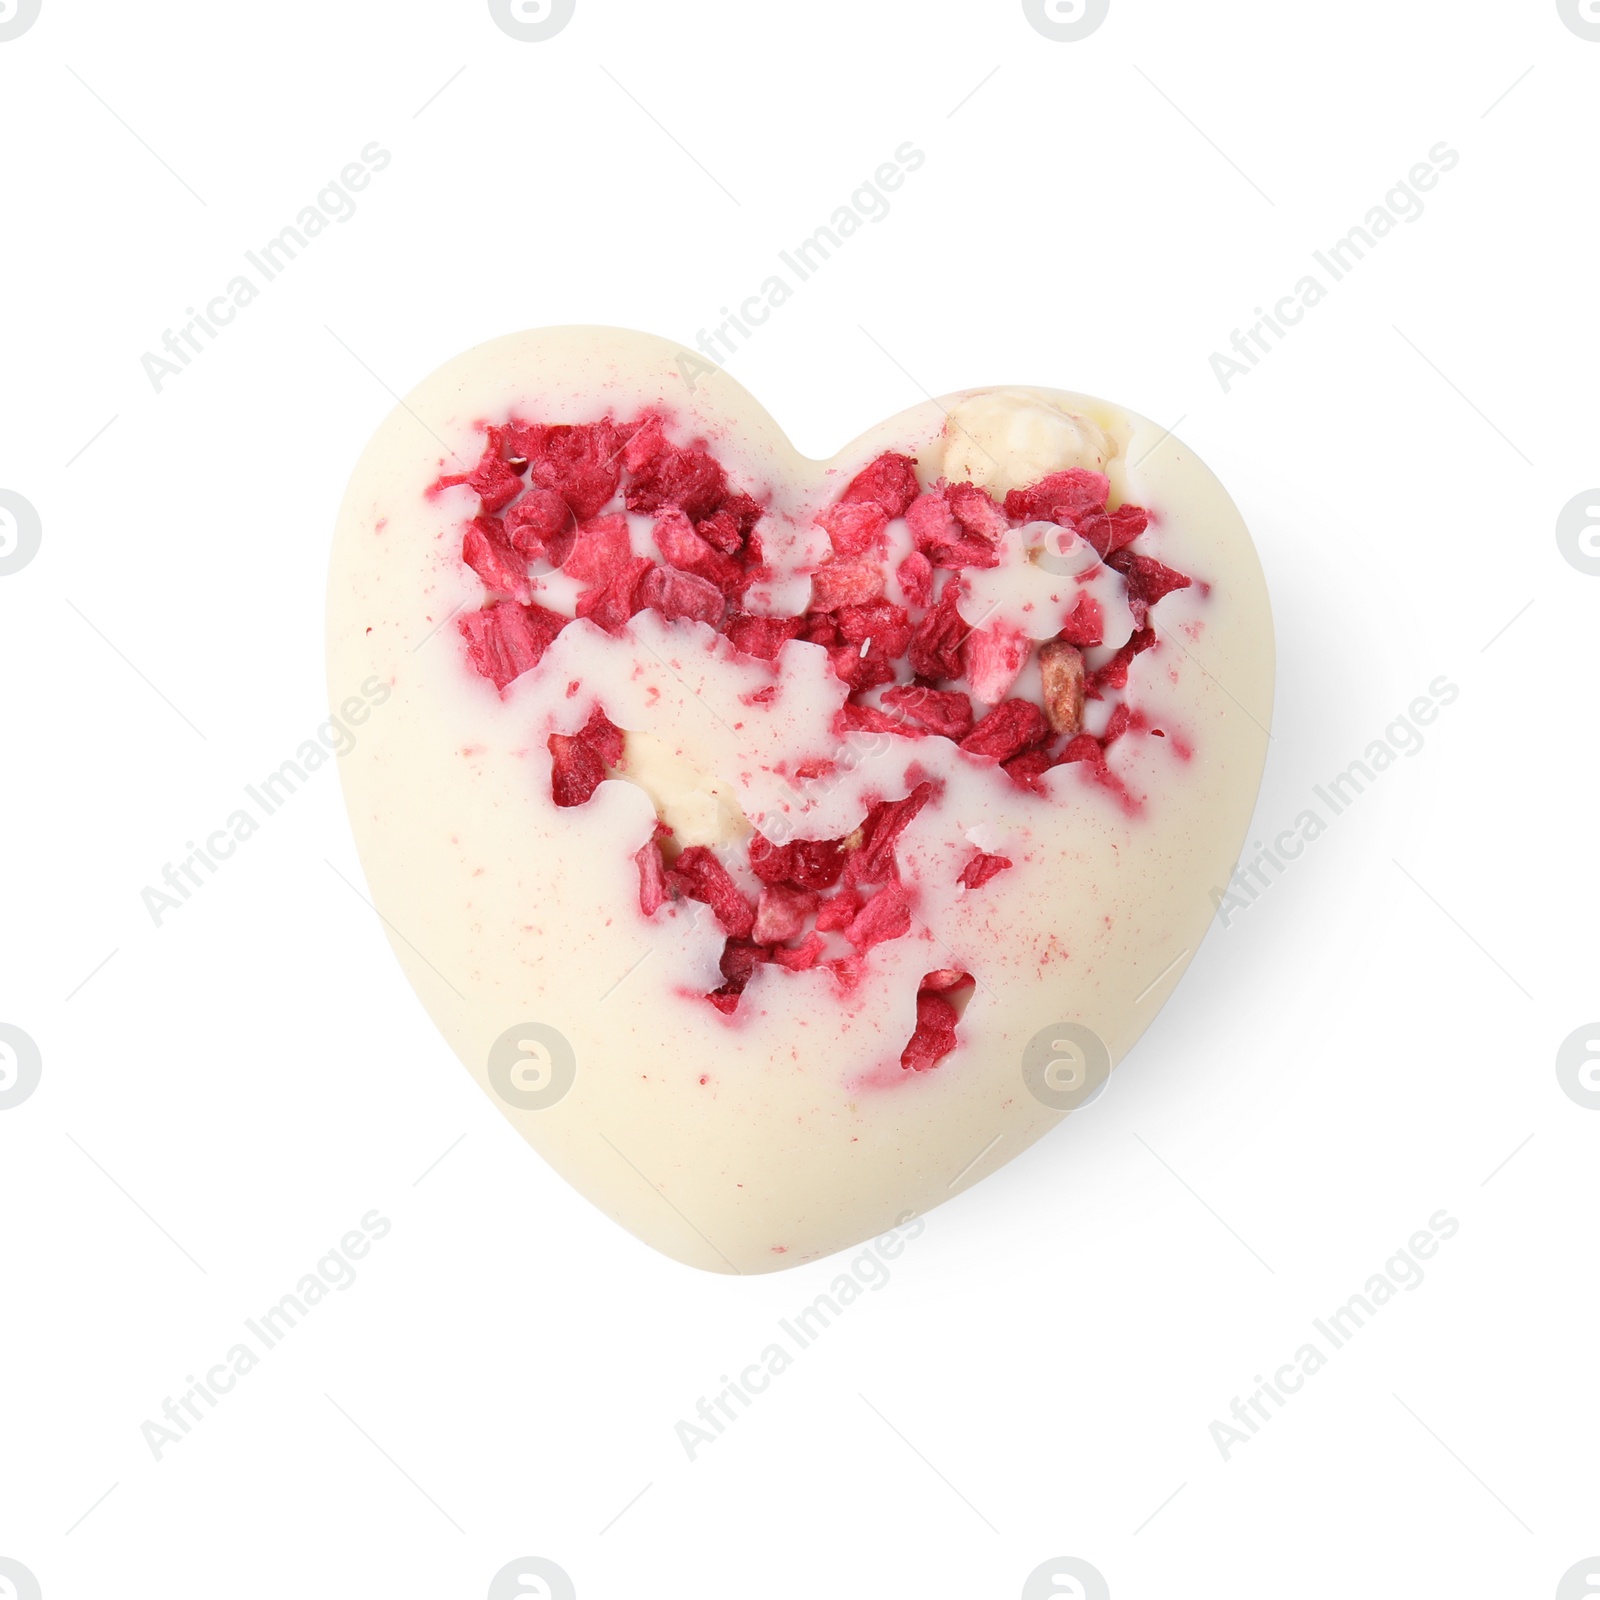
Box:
[799,611,841,648]
[960,699,1049,761]
[896,550,934,609]
[841,451,920,518]
[1057,592,1105,647]
[920,967,973,993]
[637,565,725,627]
[725,613,805,661]
[1075,502,1149,558]
[906,489,957,549]
[561,513,633,584]
[817,500,890,560]
[626,442,728,521]
[834,599,913,660]
[721,491,764,538]
[1003,746,1055,791]
[621,413,668,472]
[1106,550,1191,611]
[669,846,754,938]
[462,515,530,599]
[958,850,1012,889]
[813,890,861,932]
[635,832,670,915]
[827,643,897,693]
[719,938,769,988]
[1055,733,1106,767]
[836,702,915,738]
[575,555,652,634]
[746,836,790,884]
[530,420,624,520]
[696,507,744,554]
[1004,468,1109,525]
[828,955,866,991]
[935,536,1001,571]
[502,419,546,464]
[548,707,624,808]
[848,781,935,887]
[846,881,911,951]
[1101,704,1132,746]
[1038,638,1087,735]
[652,508,743,596]
[1092,626,1156,693]
[435,429,525,514]
[651,506,711,568]
[692,489,764,568]
[749,834,847,891]
[810,558,885,610]
[459,600,567,690]
[753,884,820,944]
[907,488,999,570]
[770,931,827,971]
[881,685,974,740]
[901,990,959,1072]
[946,481,1009,541]
[909,582,968,681]
[964,624,1030,705]
[577,706,623,766]
[709,936,772,1013]
[503,486,573,559]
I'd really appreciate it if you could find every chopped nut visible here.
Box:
[1038,639,1087,735]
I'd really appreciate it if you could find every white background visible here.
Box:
[2,2,1597,1597]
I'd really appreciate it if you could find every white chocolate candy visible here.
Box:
[327,327,1274,1274]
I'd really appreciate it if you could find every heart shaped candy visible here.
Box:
[327,326,1273,1273]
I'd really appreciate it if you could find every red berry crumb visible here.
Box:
[530,420,624,520]
[958,851,1012,889]
[503,486,573,559]
[668,846,755,938]
[908,582,968,681]
[434,429,525,513]
[845,881,911,951]
[880,685,974,740]
[847,781,936,887]
[1003,468,1109,525]
[548,706,625,808]
[840,451,921,518]
[575,555,653,634]
[560,513,633,585]
[901,989,960,1072]
[959,699,1049,762]
[636,565,725,627]
[459,600,567,691]
[635,831,671,915]
[895,550,934,609]
[749,834,848,891]
[461,515,530,600]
